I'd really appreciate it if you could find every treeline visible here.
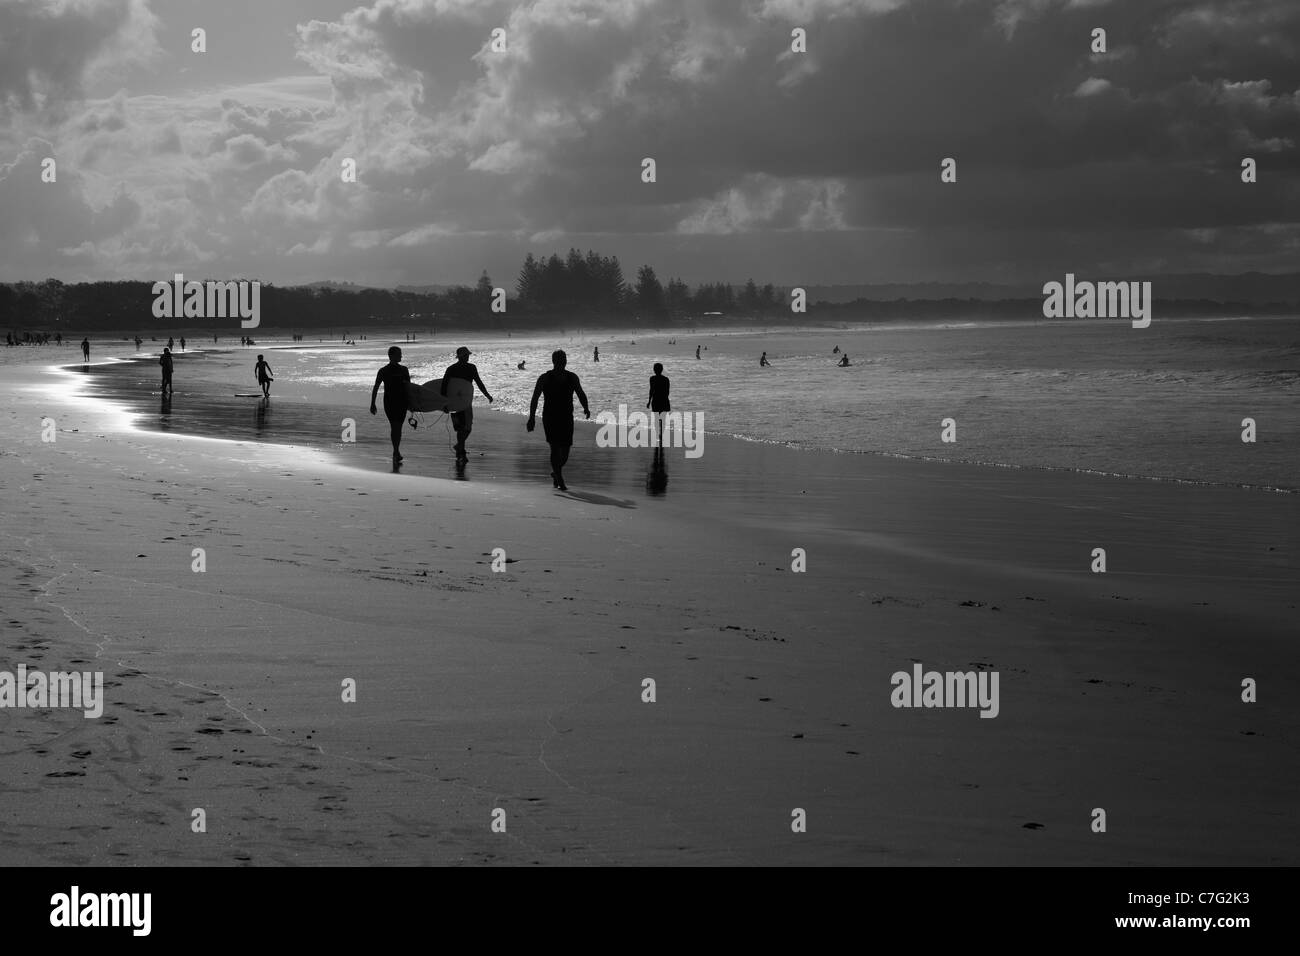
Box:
[4,261,1292,334]
[511,248,789,316]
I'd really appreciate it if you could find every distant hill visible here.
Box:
[395,284,454,295]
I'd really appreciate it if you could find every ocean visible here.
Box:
[67,315,1299,491]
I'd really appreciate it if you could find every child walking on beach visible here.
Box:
[255,354,274,398]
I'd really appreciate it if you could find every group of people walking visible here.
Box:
[371,345,671,492]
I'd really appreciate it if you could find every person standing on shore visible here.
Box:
[647,362,670,446]
[159,347,174,395]
[527,350,590,492]
[370,346,411,463]
[81,338,90,361]
[255,354,274,398]
[441,346,493,464]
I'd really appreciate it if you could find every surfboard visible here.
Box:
[407,377,473,413]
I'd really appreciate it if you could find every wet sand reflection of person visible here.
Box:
[646,446,668,496]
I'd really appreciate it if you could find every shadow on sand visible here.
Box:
[555,489,637,509]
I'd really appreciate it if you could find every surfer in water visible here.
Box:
[695,345,701,360]
[647,362,670,446]
[838,354,850,367]
[760,351,770,367]
[370,346,412,463]
[593,346,599,362]
[517,360,526,370]
[441,347,493,464]
[833,346,840,354]
[255,354,274,397]
[527,350,590,492]
[159,347,174,396]
[80,338,90,361]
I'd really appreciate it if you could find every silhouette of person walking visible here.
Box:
[159,347,174,395]
[370,346,411,463]
[81,338,90,361]
[647,362,670,446]
[527,349,590,491]
[441,346,493,463]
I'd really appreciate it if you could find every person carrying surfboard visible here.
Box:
[441,347,493,464]
[527,349,590,492]
[370,346,412,463]
[255,354,274,398]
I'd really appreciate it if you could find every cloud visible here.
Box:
[0,0,160,114]
[0,0,1297,286]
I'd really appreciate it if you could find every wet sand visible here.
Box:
[0,344,1297,865]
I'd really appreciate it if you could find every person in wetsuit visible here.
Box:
[760,351,770,367]
[527,349,590,491]
[370,346,411,462]
[441,346,493,463]
[838,354,850,367]
[647,362,670,446]
[81,338,90,361]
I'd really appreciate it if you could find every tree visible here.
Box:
[516,253,540,308]
[540,254,566,311]
[475,270,493,310]
[635,264,664,316]
[665,277,690,315]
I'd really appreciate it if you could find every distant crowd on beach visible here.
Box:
[7,330,61,346]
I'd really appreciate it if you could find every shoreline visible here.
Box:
[38,341,1300,495]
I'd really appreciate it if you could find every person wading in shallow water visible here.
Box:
[370,346,411,463]
[159,347,174,395]
[527,350,590,492]
[255,354,274,397]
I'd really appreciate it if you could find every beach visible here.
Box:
[1,338,1297,865]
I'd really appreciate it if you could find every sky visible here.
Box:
[0,0,1297,288]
